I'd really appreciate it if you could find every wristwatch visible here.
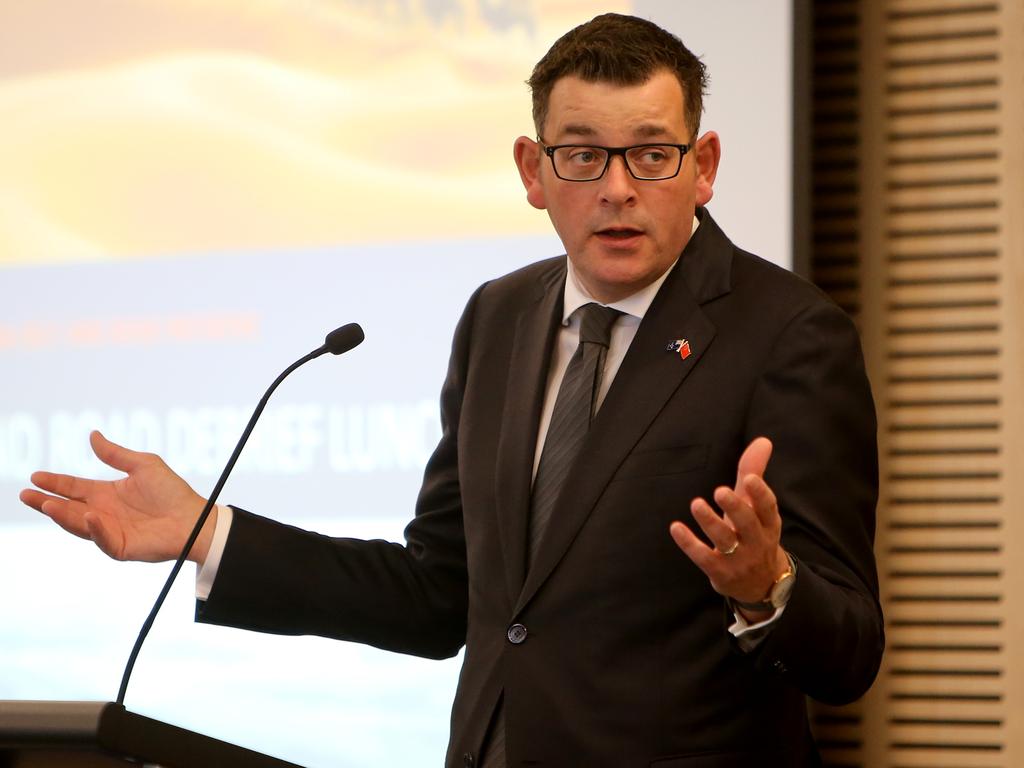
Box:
[733,552,797,613]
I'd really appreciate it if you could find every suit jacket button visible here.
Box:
[507,623,528,644]
[463,752,475,768]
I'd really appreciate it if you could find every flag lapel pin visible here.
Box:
[666,339,692,360]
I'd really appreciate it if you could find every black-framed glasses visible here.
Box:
[540,141,690,182]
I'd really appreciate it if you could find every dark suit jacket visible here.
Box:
[199,210,884,767]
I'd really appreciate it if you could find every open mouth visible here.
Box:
[597,227,643,239]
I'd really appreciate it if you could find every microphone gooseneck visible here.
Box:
[116,324,364,705]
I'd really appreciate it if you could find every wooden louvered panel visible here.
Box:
[888,67,1000,96]
[886,307,998,325]
[887,487,1002,507]
[886,81,1000,114]
[888,525,1002,549]
[888,342,1000,363]
[889,262,1000,285]
[885,0,1000,15]
[998,14,1024,603]
[888,347,998,365]
[887,115,1001,137]
[885,15,1001,64]
[877,1,1008,765]
[888,501,1002,520]
[887,488,1001,511]
[807,0,1024,765]
[888,577,1004,602]
[890,251,994,279]
[886,515,1002,532]
[887,227,1002,257]
[888,178,999,199]
[886,364,1001,386]
[888,453,1001,476]
[888,202,1000,222]
[888,425,1000,447]
[888,262,999,284]
[886,11,1000,37]
[888,44,1000,73]
[887,162,1000,188]
[888,394,1001,417]
[887,281,998,306]
[888,342,999,360]
[888,510,1003,526]
[887,394,1000,416]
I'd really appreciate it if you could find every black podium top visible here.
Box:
[0,700,304,768]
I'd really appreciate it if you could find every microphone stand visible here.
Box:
[116,323,364,705]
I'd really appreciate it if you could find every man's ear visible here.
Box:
[514,136,547,210]
[693,131,721,207]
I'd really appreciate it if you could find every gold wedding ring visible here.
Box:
[720,540,739,556]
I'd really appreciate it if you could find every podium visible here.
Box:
[0,701,303,767]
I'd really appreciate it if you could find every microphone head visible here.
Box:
[325,323,365,355]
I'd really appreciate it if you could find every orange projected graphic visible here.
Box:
[0,311,261,352]
[0,0,627,265]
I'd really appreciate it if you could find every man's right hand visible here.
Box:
[19,430,214,565]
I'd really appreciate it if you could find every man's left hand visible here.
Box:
[669,436,790,621]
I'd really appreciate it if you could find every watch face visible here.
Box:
[770,571,795,608]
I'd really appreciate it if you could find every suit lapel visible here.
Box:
[494,264,565,605]
[513,210,733,615]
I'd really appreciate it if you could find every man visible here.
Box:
[21,13,883,767]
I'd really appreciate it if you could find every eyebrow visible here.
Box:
[560,124,598,138]
[634,123,675,140]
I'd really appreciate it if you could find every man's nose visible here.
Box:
[599,154,637,203]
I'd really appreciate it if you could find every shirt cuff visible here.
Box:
[195,504,234,601]
[727,602,787,652]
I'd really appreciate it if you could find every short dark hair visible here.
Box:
[528,13,709,139]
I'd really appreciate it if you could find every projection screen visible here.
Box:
[0,1,794,765]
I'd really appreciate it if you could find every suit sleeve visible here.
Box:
[739,298,884,705]
[195,284,487,660]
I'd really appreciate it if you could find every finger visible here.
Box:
[713,485,764,545]
[735,436,773,494]
[743,473,780,529]
[37,497,95,541]
[29,471,94,502]
[19,488,51,513]
[669,521,718,574]
[714,485,756,527]
[90,430,146,474]
[689,495,739,553]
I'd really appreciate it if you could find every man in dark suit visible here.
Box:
[22,13,883,767]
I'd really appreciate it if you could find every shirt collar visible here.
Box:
[561,215,700,324]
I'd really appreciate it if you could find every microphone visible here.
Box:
[116,324,364,705]
[325,323,364,355]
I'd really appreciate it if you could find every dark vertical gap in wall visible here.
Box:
[806,7,867,766]
[792,0,813,279]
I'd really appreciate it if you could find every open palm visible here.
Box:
[20,430,208,563]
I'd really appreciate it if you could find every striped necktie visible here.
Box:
[527,302,622,569]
